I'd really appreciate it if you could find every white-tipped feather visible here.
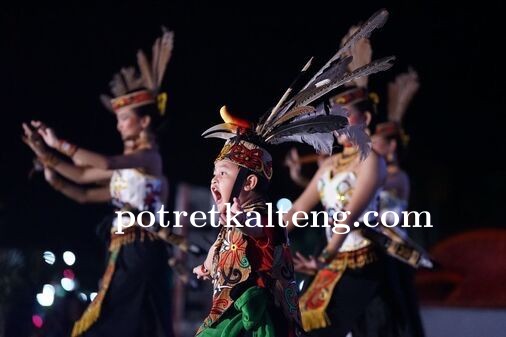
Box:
[286,56,395,110]
[305,9,389,89]
[204,10,393,161]
[156,30,174,88]
[259,57,314,134]
[268,106,316,130]
[257,10,392,136]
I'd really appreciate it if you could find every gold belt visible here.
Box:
[326,246,378,271]
[109,226,158,251]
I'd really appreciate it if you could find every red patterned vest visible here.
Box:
[196,214,302,335]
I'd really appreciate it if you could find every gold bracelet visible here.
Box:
[58,140,78,157]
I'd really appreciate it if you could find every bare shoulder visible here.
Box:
[359,150,387,179]
[363,149,383,167]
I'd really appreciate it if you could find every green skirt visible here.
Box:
[197,286,277,337]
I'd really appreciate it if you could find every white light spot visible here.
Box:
[36,292,54,307]
[61,278,75,291]
[299,280,305,291]
[42,284,55,297]
[43,251,55,265]
[63,251,76,266]
[90,292,98,301]
[276,198,293,212]
[78,292,87,301]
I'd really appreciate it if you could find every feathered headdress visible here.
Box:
[329,22,380,114]
[375,67,419,144]
[203,9,395,181]
[101,27,174,115]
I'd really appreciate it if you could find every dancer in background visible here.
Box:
[371,68,419,225]
[288,87,391,337]
[22,30,176,337]
[284,15,426,336]
[370,68,426,337]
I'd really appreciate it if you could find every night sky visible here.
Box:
[1,1,504,256]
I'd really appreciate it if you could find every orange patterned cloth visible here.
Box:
[299,246,378,331]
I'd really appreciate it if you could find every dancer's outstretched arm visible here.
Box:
[44,167,111,204]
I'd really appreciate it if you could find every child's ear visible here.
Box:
[243,174,258,191]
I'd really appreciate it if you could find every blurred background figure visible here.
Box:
[21,29,177,337]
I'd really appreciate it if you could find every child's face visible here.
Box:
[210,159,240,213]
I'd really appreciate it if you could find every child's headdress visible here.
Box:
[203,9,395,182]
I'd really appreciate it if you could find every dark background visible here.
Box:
[0,0,504,334]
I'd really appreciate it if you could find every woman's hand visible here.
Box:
[31,120,60,149]
[22,123,49,158]
[193,264,211,280]
[293,252,321,275]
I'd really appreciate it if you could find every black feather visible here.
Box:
[265,115,348,142]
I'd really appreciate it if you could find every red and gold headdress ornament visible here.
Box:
[330,86,379,108]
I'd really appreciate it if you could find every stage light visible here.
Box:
[36,284,55,306]
[36,293,54,307]
[78,292,87,301]
[63,251,76,266]
[32,315,43,328]
[43,251,55,265]
[276,198,293,212]
[42,284,55,297]
[61,278,75,291]
[63,269,75,279]
[90,292,98,301]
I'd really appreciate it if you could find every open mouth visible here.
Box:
[211,186,222,204]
